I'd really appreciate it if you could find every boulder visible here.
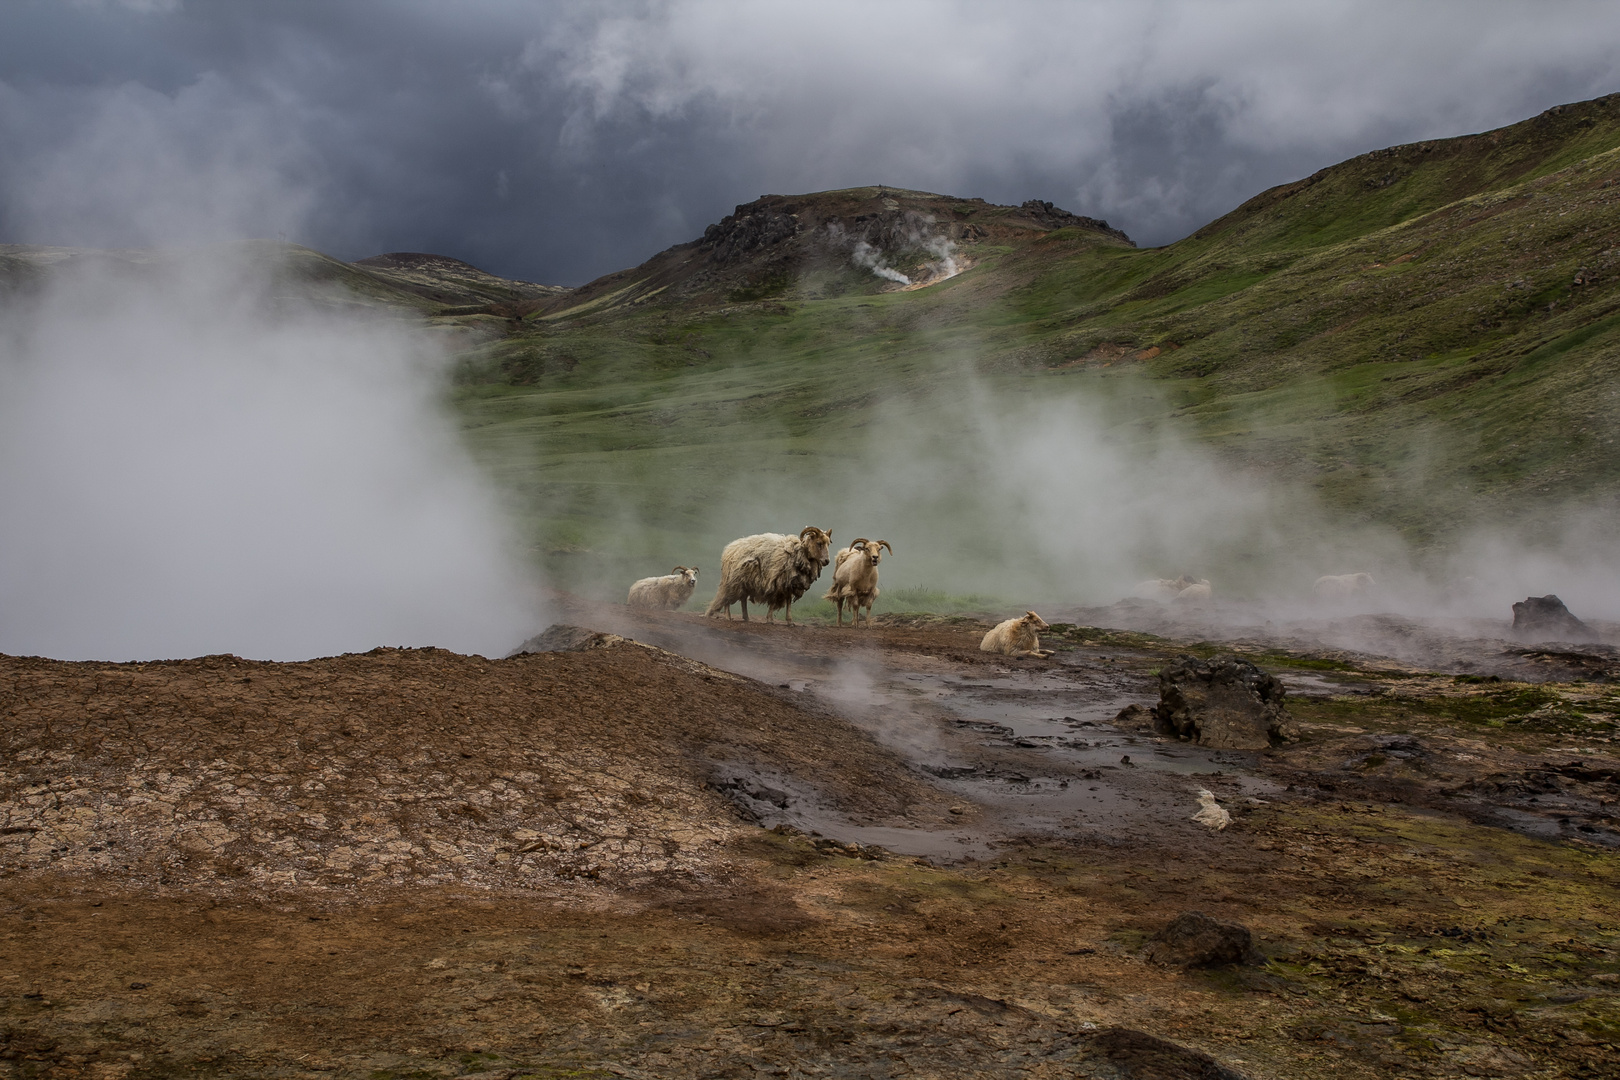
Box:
[1511,595,1597,643]
[1153,654,1298,750]
[1146,911,1260,968]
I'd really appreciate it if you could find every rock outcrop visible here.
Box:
[1146,911,1260,968]
[1154,654,1298,750]
[1512,594,1597,643]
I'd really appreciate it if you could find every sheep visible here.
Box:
[1191,788,1230,830]
[1133,575,1210,602]
[1173,580,1212,603]
[980,610,1054,658]
[704,527,833,624]
[626,566,699,610]
[824,538,891,627]
[1314,572,1375,599]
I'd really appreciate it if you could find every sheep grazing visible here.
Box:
[824,538,891,627]
[704,527,833,624]
[1191,789,1231,830]
[1314,572,1375,599]
[626,566,699,610]
[980,610,1054,658]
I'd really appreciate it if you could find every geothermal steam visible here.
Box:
[0,249,540,661]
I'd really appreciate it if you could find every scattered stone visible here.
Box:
[1511,595,1597,643]
[1154,654,1299,750]
[1146,911,1260,968]
[507,624,626,656]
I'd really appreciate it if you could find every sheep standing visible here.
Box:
[980,611,1054,658]
[1314,572,1375,599]
[627,566,699,610]
[705,527,833,624]
[824,538,891,627]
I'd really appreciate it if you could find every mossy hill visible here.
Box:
[447,93,1620,592]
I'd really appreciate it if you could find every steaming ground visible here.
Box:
[0,247,542,661]
[5,602,1615,1077]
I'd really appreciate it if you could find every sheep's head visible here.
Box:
[800,526,833,566]
[1356,572,1375,587]
[1022,610,1050,631]
[870,540,891,564]
[673,566,698,585]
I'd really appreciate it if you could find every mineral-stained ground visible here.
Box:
[2,606,1617,1079]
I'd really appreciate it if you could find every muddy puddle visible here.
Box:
[578,613,1286,860]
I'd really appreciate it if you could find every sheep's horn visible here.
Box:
[876,540,892,554]
[800,526,817,541]
[673,566,688,574]
[850,538,870,550]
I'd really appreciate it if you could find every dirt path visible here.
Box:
[3,609,1618,1078]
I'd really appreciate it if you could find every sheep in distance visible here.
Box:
[627,566,699,610]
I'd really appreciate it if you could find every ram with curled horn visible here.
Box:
[705,526,833,624]
[627,565,700,610]
[824,537,891,627]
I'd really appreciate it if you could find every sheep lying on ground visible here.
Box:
[1133,575,1210,602]
[1314,572,1375,599]
[1174,580,1212,603]
[705,527,833,624]
[980,611,1054,658]
[1191,789,1230,830]
[626,566,699,610]
[825,538,890,627]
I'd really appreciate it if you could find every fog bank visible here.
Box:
[0,248,542,661]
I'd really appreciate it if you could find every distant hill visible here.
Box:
[445,91,1620,587]
[353,251,567,310]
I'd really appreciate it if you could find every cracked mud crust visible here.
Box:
[2,614,1617,1078]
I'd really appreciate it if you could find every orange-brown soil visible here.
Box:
[3,615,1617,1078]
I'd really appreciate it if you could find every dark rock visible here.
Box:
[1113,703,1154,730]
[1017,199,1136,246]
[1153,654,1298,750]
[1076,1026,1252,1078]
[1511,594,1597,643]
[506,624,625,657]
[1146,911,1260,968]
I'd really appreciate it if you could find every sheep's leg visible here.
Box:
[833,598,845,626]
[740,598,748,622]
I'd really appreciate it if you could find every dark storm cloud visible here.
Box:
[2,0,1618,284]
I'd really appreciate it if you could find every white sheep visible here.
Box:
[1191,789,1230,830]
[626,566,699,610]
[705,527,833,624]
[1173,580,1212,603]
[1133,575,1210,602]
[824,538,890,627]
[980,610,1054,658]
[1314,572,1375,599]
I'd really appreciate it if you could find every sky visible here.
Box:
[2,0,1619,286]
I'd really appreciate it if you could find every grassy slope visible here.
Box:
[453,96,1620,598]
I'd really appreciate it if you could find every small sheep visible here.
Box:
[824,538,891,627]
[980,610,1054,658]
[1133,575,1210,602]
[1191,789,1230,830]
[1173,580,1212,603]
[1314,572,1375,599]
[627,566,699,610]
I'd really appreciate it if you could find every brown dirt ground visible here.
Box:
[3,615,1617,1079]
